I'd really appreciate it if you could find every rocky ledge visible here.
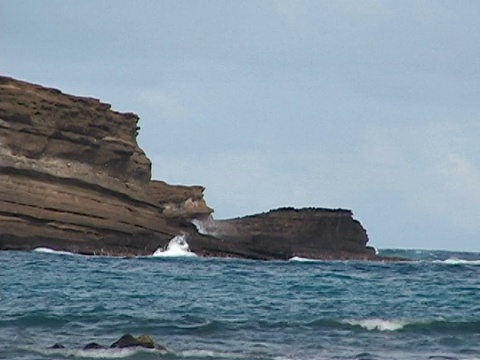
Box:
[0,76,391,260]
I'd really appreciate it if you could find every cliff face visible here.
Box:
[0,76,211,255]
[0,76,385,260]
[189,208,377,260]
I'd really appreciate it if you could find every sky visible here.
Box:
[1,1,479,251]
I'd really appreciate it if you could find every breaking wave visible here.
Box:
[25,346,164,359]
[434,258,480,265]
[152,234,197,257]
[25,346,254,360]
[377,248,480,263]
[341,319,407,331]
[32,247,76,256]
[288,256,322,262]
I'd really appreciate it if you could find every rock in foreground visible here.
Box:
[49,334,166,351]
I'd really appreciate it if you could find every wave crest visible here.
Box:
[152,234,197,258]
[24,346,164,359]
[33,247,75,256]
[341,319,406,331]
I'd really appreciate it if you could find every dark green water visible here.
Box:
[1,249,480,359]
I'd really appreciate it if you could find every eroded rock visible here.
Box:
[0,76,390,261]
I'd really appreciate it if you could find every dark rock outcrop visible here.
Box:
[0,76,391,260]
[110,334,165,350]
[188,208,378,260]
[49,334,165,352]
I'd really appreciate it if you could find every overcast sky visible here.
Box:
[1,1,479,251]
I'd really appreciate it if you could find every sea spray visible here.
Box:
[191,218,210,235]
[191,216,224,237]
[152,234,197,257]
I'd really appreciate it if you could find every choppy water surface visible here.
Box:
[1,249,480,360]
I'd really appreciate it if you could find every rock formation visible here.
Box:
[188,208,377,260]
[49,334,166,351]
[0,75,210,255]
[0,76,390,260]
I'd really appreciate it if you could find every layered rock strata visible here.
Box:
[188,208,377,260]
[0,76,388,260]
[0,76,211,255]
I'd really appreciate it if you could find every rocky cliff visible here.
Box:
[189,208,377,260]
[0,76,212,255]
[0,76,387,260]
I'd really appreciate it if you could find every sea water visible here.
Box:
[1,246,480,360]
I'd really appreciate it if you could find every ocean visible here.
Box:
[1,244,480,360]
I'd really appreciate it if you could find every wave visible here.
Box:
[32,247,76,256]
[152,234,197,258]
[24,346,257,360]
[341,319,406,331]
[434,258,480,265]
[158,316,480,335]
[334,318,480,334]
[25,346,165,359]
[378,248,480,263]
[248,317,480,334]
[178,349,252,359]
[9,312,479,336]
[288,256,322,262]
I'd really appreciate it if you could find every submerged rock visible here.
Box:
[83,342,105,350]
[110,334,166,350]
[49,335,165,352]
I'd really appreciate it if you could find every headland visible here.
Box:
[0,76,395,261]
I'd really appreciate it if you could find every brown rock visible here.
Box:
[148,180,213,219]
[0,76,394,261]
[188,207,381,260]
[0,76,210,256]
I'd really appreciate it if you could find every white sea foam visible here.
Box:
[179,349,249,359]
[288,256,321,262]
[26,346,161,359]
[152,234,198,257]
[33,247,76,256]
[342,318,406,331]
[435,258,480,265]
